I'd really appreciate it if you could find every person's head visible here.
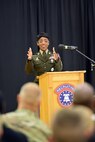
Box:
[51,109,86,142]
[73,106,94,139]
[73,82,95,110]
[37,32,49,51]
[17,82,41,112]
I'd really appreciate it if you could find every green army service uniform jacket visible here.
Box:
[25,50,63,82]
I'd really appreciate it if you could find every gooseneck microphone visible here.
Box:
[59,44,78,50]
[58,43,95,71]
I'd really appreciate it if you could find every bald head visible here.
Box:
[73,82,95,109]
[18,82,41,111]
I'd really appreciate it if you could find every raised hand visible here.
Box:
[27,47,33,60]
[53,47,59,61]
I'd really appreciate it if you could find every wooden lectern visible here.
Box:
[39,71,86,125]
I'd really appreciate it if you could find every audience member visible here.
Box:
[2,82,52,142]
[73,82,95,142]
[73,106,94,140]
[51,109,87,142]
[73,82,94,110]
[0,90,28,142]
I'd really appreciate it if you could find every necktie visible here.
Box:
[43,51,46,56]
[42,51,46,59]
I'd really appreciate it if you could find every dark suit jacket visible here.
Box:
[2,125,28,142]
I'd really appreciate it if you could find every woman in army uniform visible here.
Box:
[25,32,63,83]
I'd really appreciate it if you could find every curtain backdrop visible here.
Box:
[0,0,95,111]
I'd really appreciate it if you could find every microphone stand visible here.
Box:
[75,49,95,71]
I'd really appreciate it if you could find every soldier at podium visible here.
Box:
[25,32,63,83]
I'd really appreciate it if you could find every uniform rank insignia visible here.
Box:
[36,57,39,61]
[49,56,54,63]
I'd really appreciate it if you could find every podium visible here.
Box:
[39,71,86,125]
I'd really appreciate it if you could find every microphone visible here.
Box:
[59,44,78,50]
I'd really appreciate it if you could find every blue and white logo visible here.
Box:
[55,84,75,107]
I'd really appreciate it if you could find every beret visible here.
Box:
[37,32,49,41]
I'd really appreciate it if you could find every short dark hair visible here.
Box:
[52,109,84,142]
[37,32,49,41]
[73,82,94,109]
